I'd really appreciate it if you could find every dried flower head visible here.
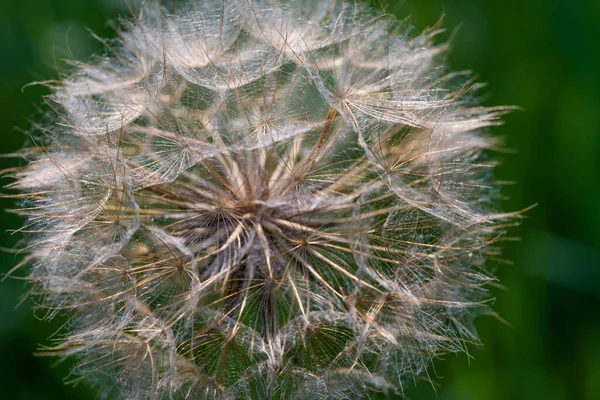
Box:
[7,0,518,399]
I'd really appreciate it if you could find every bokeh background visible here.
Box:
[1,0,598,399]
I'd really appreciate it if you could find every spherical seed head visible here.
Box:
[10,0,517,399]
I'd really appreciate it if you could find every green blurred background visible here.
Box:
[1,0,599,399]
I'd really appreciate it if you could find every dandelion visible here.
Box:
[7,0,519,398]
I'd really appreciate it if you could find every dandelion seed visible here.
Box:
[7,1,520,399]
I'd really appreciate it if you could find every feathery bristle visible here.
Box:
[8,1,518,399]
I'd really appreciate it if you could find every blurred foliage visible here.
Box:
[1,0,599,399]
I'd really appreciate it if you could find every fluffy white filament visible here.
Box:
[9,1,517,399]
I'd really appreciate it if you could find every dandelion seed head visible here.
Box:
[9,0,518,398]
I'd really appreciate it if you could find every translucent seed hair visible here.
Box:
[7,0,519,399]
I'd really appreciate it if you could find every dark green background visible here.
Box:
[1,0,599,399]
